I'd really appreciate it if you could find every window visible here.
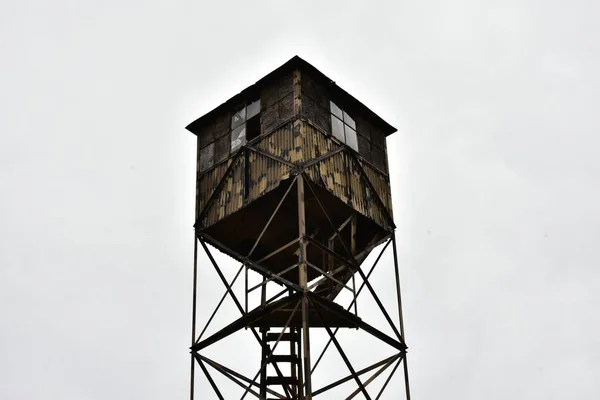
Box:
[330,101,358,151]
[231,99,261,152]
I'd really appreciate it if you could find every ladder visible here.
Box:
[260,327,302,400]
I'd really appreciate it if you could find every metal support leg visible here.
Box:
[190,234,198,400]
[391,234,411,400]
[297,175,312,399]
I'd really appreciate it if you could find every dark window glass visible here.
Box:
[246,116,261,142]
[331,115,345,142]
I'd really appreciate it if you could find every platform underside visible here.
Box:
[198,177,390,294]
[192,292,405,352]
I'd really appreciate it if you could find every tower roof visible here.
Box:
[186,55,397,136]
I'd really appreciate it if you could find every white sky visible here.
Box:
[1,0,599,398]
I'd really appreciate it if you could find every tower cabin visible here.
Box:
[187,56,396,300]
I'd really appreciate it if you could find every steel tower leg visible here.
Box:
[297,175,312,399]
[391,234,411,400]
[190,234,198,400]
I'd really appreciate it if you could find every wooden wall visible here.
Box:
[195,68,393,231]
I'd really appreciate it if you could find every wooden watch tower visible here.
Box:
[187,56,411,399]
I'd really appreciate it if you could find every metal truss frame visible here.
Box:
[190,168,411,399]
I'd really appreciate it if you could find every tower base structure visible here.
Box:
[189,174,411,400]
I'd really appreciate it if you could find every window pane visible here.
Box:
[345,126,358,151]
[231,124,246,151]
[330,101,343,119]
[246,100,260,119]
[343,111,356,130]
[231,108,246,129]
[199,143,214,171]
[331,115,345,142]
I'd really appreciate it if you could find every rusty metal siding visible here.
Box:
[248,151,292,203]
[347,156,387,229]
[256,123,302,163]
[360,161,393,216]
[302,122,339,162]
[196,159,232,220]
[203,157,245,227]
[316,151,350,205]
[305,149,391,230]
[195,106,393,231]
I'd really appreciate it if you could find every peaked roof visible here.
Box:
[186,56,397,136]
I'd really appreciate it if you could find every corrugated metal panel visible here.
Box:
[248,151,292,203]
[256,124,300,162]
[196,159,232,220]
[306,150,390,230]
[348,156,387,229]
[196,119,393,231]
[317,151,349,205]
[204,157,245,227]
[303,122,339,162]
[360,161,393,216]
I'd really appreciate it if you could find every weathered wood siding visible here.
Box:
[302,120,392,231]
[196,159,232,220]
[202,156,245,228]
[256,122,302,163]
[360,160,393,218]
[195,68,393,231]
[302,123,339,161]
[248,151,292,203]
[260,72,294,135]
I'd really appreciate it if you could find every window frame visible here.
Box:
[230,99,261,152]
[329,101,359,152]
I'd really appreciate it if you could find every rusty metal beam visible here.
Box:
[196,264,244,342]
[246,145,296,168]
[302,172,357,264]
[391,234,411,400]
[311,238,393,374]
[346,354,401,400]
[248,263,299,293]
[304,235,353,269]
[192,293,303,350]
[312,354,399,397]
[195,356,224,400]
[243,299,302,400]
[196,239,299,391]
[197,354,284,399]
[306,261,352,292]
[302,146,346,169]
[308,295,371,400]
[190,235,198,400]
[247,176,298,258]
[256,238,300,265]
[297,174,313,399]
[375,357,402,400]
[198,231,303,293]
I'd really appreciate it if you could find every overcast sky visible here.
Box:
[2,0,600,398]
